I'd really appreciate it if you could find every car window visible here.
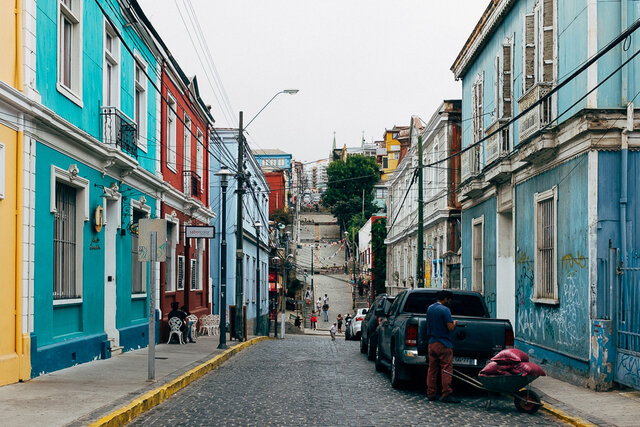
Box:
[403,292,487,317]
[387,292,404,316]
[383,297,394,314]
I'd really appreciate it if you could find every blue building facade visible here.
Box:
[453,0,640,389]
[30,0,163,376]
[210,130,270,334]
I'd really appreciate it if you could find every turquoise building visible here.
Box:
[30,0,163,376]
[452,0,640,389]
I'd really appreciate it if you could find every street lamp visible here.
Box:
[254,221,262,335]
[215,166,234,349]
[234,89,299,341]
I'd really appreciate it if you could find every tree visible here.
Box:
[371,217,387,297]
[269,207,291,225]
[322,155,379,229]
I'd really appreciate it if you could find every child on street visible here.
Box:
[330,323,337,341]
[337,314,343,332]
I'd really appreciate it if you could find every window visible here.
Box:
[103,21,119,108]
[165,220,177,292]
[57,0,82,104]
[54,182,78,299]
[134,55,147,152]
[524,13,536,92]
[196,129,204,190]
[190,258,197,290]
[383,157,388,169]
[534,187,557,302]
[131,210,147,295]
[472,74,484,143]
[166,95,177,171]
[177,255,185,290]
[472,216,484,294]
[541,0,555,83]
[502,42,513,118]
[183,115,191,172]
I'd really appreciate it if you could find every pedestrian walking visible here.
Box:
[330,323,337,341]
[337,314,343,332]
[322,302,329,322]
[310,313,317,330]
[322,293,329,306]
[316,297,322,314]
[425,290,460,403]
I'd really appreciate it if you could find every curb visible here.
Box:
[89,336,271,427]
[540,400,599,427]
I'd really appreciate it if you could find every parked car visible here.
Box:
[347,308,368,340]
[344,316,353,340]
[376,289,514,389]
[360,294,395,360]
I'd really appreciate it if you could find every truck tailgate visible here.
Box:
[417,316,511,361]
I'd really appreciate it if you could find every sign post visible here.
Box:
[138,219,167,381]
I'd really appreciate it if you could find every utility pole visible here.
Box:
[311,245,314,303]
[417,134,425,288]
[235,111,245,340]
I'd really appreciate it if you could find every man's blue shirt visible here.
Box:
[426,302,453,348]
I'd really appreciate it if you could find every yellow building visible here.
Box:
[0,0,30,385]
[380,127,404,181]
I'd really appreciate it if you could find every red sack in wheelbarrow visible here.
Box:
[479,361,519,376]
[518,361,546,376]
[491,348,529,365]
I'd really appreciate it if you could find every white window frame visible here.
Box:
[164,214,180,292]
[166,94,177,172]
[57,0,83,107]
[471,215,484,295]
[133,52,148,153]
[196,128,204,190]
[130,197,150,298]
[103,19,120,109]
[183,114,192,172]
[533,186,558,304]
[50,165,89,305]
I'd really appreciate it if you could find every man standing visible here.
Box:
[426,290,459,403]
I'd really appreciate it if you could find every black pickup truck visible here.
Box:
[375,288,514,388]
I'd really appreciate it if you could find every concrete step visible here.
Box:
[108,338,123,356]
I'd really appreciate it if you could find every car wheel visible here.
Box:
[360,334,367,353]
[375,344,384,372]
[367,335,376,361]
[390,353,405,389]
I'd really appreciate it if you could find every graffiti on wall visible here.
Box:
[616,353,640,389]
[515,251,588,357]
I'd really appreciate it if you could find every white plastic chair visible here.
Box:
[186,314,198,342]
[211,315,220,336]
[199,314,213,336]
[168,317,184,344]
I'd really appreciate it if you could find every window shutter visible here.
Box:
[524,14,535,91]
[461,149,470,181]
[502,44,512,118]
[495,55,501,119]
[542,0,554,82]
[177,256,184,289]
[190,259,197,289]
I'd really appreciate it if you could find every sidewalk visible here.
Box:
[532,375,640,426]
[0,334,265,426]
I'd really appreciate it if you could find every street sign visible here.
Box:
[138,218,167,262]
[185,225,215,239]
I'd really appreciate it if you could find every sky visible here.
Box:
[138,0,489,164]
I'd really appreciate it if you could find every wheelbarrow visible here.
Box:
[444,369,543,414]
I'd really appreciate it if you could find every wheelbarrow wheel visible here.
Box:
[514,389,542,414]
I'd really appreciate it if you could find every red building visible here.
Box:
[158,55,215,338]
[264,170,286,214]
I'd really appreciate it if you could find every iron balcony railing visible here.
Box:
[183,170,202,197]
[100,106,138,159]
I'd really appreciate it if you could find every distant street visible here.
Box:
[130,336,561,426]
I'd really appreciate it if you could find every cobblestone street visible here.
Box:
[131,336,561,426]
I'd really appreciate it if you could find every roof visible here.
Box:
[451,0,516,79]
[252,149,292,157]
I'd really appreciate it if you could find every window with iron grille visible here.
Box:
[54,182,79,299]
[165,222,175,292]
[131,210,147,295]
[534,187,557,302]
[471,216,484,294]
[190,258,197,290]
[177,255,184,290]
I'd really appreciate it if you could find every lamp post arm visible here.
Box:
[244,91,285,130]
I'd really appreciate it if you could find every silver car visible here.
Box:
[348,308,368,340]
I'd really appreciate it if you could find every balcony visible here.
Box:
[517,82,553,143]
[484,119,511,164]
[183,170,202,198]
[460,144,482,182]
[100,107,138,159]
